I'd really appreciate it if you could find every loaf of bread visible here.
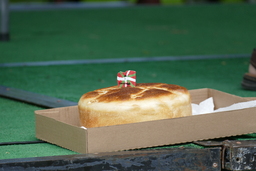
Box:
[78,83,192,128]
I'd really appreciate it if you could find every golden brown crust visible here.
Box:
[78,83,192,128]
[80,83,187,102]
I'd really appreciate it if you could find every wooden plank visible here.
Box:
[0,85,77,108]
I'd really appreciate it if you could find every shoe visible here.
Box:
[241,48,256,91]
[250,48,256,69]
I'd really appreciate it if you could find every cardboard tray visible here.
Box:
[35,88,256,154]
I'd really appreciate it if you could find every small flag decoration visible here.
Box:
[117,70,136,87]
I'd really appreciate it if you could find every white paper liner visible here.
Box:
[80,126,87,130]
[192,97,256,115]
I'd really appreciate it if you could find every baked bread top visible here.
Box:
[78,83,192,128]
[79,83,188,102]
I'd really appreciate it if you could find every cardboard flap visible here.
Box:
[244,97,256,101]
[35,113,88,153]
[35,106,80,126]
[189,88,247,109]
[208,89,247,109]
[189,88,209,104]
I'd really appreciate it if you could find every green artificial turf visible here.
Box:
[1,57,255,100]
[1,4,256,63]
[1,4,256,160]
[0,143,78,160]
[0,98,42,143]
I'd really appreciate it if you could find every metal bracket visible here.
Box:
[222,140,256,170]
[195,140,256,170]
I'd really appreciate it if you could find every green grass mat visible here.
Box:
[1,4,256,63]
[1,4,256,160]
[1,57,255,99]
[0,98,42,143]
[0,143,78,160]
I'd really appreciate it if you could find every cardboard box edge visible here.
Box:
[35,111,88,154]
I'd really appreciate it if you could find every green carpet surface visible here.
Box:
[1,58,255,100]
[0,143,78,160]
[1,4,256,63]
[1,3,256,160]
